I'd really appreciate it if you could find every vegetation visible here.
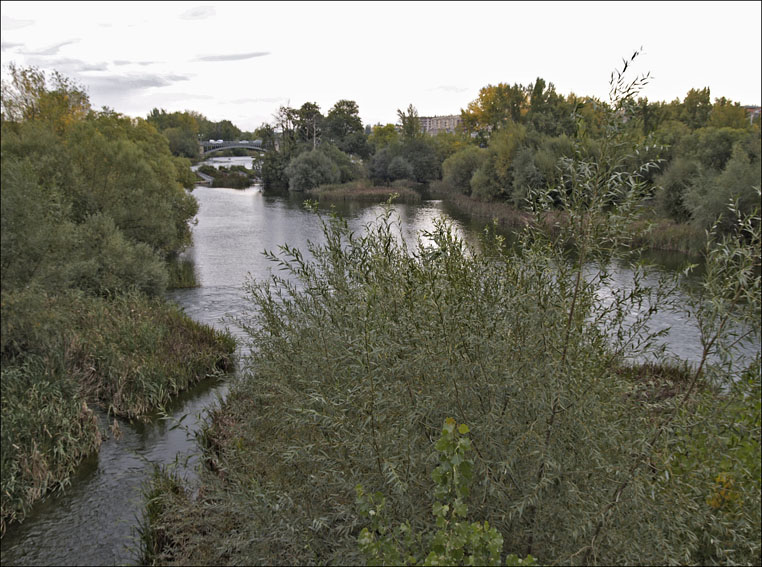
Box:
[196,164,258,189]
[141,55,760,565]
[305,180,422,203]
[240,51,759,254]
[1,65,236,534]
[356,418,536,566]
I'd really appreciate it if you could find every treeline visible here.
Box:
[440,79,760,235]
[188,72,760,243]
[0,65,235,534]
[146,108,264,160]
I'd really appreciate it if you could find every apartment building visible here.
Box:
[419,114,463,136]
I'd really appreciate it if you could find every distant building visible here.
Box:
[419,114,462,136]
[743,106,761,124]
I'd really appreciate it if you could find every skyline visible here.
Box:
[1,1,761,131]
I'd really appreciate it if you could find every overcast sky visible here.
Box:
[2,1,760,132]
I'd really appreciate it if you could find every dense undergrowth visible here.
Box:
[141,199,759,565]
[1,65,236,535]
[140,57,760,566]
[0,291,236,533]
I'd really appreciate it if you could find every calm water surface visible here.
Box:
[2,162,757,565]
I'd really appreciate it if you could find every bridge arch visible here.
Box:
[199,140,266,156]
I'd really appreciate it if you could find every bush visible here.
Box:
[387,156,414,181]
[442,146,487,195]
[285,149,340,191]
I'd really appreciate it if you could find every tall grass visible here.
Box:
[166,257,198,289]
[0,289,236,534]
[306,179,422,203]
[1,356,101,536]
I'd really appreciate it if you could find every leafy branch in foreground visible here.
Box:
[357,418,535,567]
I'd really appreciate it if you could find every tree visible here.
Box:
[368,123,399,153]
[525,78,576,137]
[387,156,414,181]
[400,137,440,183]
[442,146,487,194]
[318,144,362,183]
[284,149,340,191]
[208,119,241,141]
[460,82,526,136]
[273,105,299,154]
[164,127,200,159]
[681,87,712,129]
[325,99,366,156]
[653,157,699,222]
[255,123,278,151]
[708,97,749,129]
[297,102,323,149]
[397,104,422,140]
[1,63,90,132]
[368,147,394,185]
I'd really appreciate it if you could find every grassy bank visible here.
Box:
[305,179,422,203]
[1,290,236,535]
[429,181,706,255]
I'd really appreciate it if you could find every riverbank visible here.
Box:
[305,179,422,203]
[0,290,236,536]
[428,181,706,255]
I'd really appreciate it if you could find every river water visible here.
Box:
[2,158,757,565]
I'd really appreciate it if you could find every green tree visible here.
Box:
[654,156,700,222]
[318,143,362,183]
[708,97,749,129]
[681,87,712,129]
[397,103,423,140]
[368,123,399,152]
[296,102,323,149]
[368,146,394,185]
[164,126,200,158]
[442,145,488,195]
[387,155,414,181]
[400,137,440,183]
[284,149,340,191]
[325,99,367,156]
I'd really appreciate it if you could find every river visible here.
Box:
[1,157,757,565]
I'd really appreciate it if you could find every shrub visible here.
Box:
[387,156,414,181]
[442,146,487,195]
[285,149,340,191]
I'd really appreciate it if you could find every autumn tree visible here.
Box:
[460,82,526,137]
[708,97,750,129]
[1,63,90,133]
[681,87,712,129]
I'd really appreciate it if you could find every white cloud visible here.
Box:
[194,52,270,62]
[1,15,34,30]
[179,6,215,20]
[20,39,80,56]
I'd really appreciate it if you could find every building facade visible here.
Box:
[419,114,463,136]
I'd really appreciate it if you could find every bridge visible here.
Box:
[199,139,266,155]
